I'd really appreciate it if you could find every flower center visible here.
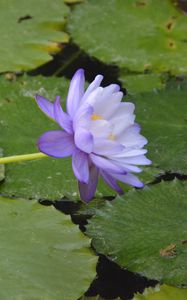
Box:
[108,133,116,141]
[91,113,103,121]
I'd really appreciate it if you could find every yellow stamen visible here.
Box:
[108,133,116,141]
[91,113,103,121]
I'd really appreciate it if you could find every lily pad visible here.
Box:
[87,180,187,286]
[0,149,5,182]
[64,0,84,3]
[133,285,187,300]
[0,75,117,200]
[131,78,187,173]
[81,296,120,300]
[76,166,161,218]
[120,73,165,95]
[0,0,69,72]
[69,0,187,74]
[0,196,97,300]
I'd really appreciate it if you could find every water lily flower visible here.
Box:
[36,69,151,202]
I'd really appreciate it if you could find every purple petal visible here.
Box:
[38,130,75,158]
[74,128,93,154]
[93,138,124,155]
[90,153,125,174]
[100,170,123,194]
[78,164,99,202]
[54,96,73,134]
[67,69,85,118]
[72,149,89,184]
[112,173,144,188]
[35,95,55,120]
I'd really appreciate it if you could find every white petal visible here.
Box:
[85,87,103,106]
[111,148,148,158]
[118,124,148,147]
[112,102,135,118]
[118,155,151,165]
[114,163,142,173]
[93,138,124,155]
[82,75,103,103]
[111,102,135,135]
[109,157,149,171]
[93,92,123,119]
[90,119,113,139]
[102,84,120,94]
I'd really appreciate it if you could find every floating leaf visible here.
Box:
[120,73,165,95]
[0,149,5,182]
[87,180,187,286]
[76,166,161,219]
[0,75,116,200]
[131,78,187,173]
[0,0,69,72]
[76,198,107,218]
[64,0,84,3]
[80,296,120,300]
[133,285,187,300]
[0,196,97,300]
[69,0,187,74]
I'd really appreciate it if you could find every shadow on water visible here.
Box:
[28,43,125,91]
[84,255,157,300]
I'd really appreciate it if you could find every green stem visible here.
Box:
[0,152,48,164]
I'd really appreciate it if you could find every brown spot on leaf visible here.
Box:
[167,39,176,49]
[18,15,32,23]
[165,16,177,32]
[4,98,12,103]
[160,243,176,258]
[134,1,147,7]
[4,73,16,81]
[144,64,151,71]
[166,22,173,31]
